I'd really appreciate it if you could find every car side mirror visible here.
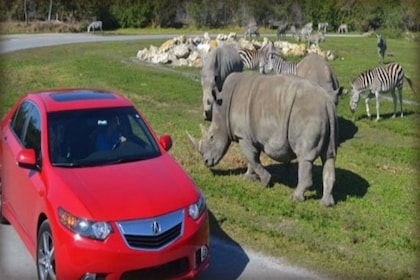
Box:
[16,149,37,170]
[159,134,172,151]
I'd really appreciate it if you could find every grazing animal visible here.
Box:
[238,41,275,73]
[263,53,297,75]
[244,23,260,39]
[377,34,387,64]
[264,53,343,105]
[300,24,313,41]
[277,22,289,40]
[201,45,244,121]
[337,24,348,33]
[307,31,325,47]
[296,54,343,105]
[87,21,103,33]
[349,62,415,121]
[290,25,300,41]
[187,72,338,206]
[318,22,328,33]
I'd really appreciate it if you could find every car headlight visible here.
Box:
[188,194,206,220]
[58,207,113,240]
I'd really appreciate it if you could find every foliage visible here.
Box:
[0,0,418,34]
[0,34,419,279]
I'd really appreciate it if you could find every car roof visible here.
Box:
[27,88,133,112]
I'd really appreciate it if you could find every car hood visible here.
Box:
[50,153,200,221]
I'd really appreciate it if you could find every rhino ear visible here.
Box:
[211,86,223,106]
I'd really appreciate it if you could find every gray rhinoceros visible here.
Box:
[201,44,243,121]
[188,71,338,206]
[296,53,343,105]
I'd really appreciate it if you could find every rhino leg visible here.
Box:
[244,163,258,181]
[240,140,271,187]
[292,160,313,202]
[320,157,335,206]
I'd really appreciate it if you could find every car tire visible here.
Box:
[37,220,56,280]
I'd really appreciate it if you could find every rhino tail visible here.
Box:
[326,100,338,157]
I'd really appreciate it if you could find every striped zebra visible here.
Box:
[376,34,387,64]
[349,62,415,121]
[87,21,103,33]
[238,41,274,73]
[263,53,297,75]
[244,23,260,39]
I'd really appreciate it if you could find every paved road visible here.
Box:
[0,33,328,279]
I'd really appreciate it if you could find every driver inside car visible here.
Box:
[95,116,126,151]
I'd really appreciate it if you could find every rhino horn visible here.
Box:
[186,131,200,151]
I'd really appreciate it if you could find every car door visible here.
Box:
[2,100,44,244]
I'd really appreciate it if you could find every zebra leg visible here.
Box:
[374,91,381,121]
[398,88,404,117]
[391,89,397,118]
[365,96,372,120]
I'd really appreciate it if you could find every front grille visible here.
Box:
[116,209,184,250]
[121,257,189,280]
[124,223,182,249]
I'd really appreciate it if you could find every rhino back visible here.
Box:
[215,45,243,90]
[201,45,243,91]
[221,72,335,160]
[297,54,341,95]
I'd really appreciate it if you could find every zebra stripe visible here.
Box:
[238,42,273,73]
[350,62,406,120]
[266,54,297,75]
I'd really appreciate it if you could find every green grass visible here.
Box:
[0,34,419,279]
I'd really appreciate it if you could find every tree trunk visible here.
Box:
[48,0,53,21]
[23,0,28,24]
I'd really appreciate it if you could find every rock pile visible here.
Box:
[136,32,334,67]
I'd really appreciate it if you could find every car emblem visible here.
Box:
[152,221,161,235]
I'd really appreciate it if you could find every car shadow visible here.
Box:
[211,163,369,204]
[197,211,249,279]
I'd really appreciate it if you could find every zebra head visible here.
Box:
[349,84,361,113]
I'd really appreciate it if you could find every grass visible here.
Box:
[0,33,419,279]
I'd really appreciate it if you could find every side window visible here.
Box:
[25,107,41,159]
[11,102,32,142]
[10,101,41,158]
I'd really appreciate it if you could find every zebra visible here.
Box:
[263,53,297,75]
[349,62,415,121]
[307,32,325,48]
[318,22,328,34]
[290,25,300,41]
[238,41,275,73]
[87,21,103,33]
[377,33,387,64]
[337,24,348,33]
[300,22,313,41]
[277,22,288,40]
[244,23,260,39]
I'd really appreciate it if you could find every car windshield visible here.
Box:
[48,106,161,167]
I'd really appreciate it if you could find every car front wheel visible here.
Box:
[37,220,56,280]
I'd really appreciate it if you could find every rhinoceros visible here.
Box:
[264,53,343,105]
[296,53,343,105]
[188,71,338,206]
[201,44,243,121]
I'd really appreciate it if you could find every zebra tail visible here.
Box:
[404,75,417,95]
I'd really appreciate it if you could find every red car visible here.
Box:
[0,89,209,279]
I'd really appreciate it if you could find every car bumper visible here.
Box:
[53,212,210,280]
